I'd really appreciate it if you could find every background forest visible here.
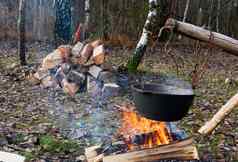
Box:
[0,0,238,42]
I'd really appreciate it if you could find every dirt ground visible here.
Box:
[0,41,237,161]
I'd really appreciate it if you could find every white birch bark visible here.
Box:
[127,0,159,72]
[179,0,190,39]
[182,0,190,23]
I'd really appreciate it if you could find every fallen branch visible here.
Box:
[198,92,238,135]
[164,18,238,56]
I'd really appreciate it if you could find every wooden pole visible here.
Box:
[164,18,238,56]
[198,92,238,135]
[18,0,27,65]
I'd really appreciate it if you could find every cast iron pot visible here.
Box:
[132,83,195,121]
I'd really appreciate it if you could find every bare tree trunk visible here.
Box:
[196,8,203,26]
[127,0,160,72]
[178,0,190,39]
[101,0,108,40]
[18,0,27,65]
[208,0,214,30]
[182,0,190,23]
[216,0,221,32]
[83,0,90,40]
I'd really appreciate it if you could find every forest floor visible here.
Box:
[0,41,238,162]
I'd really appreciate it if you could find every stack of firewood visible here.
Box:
[30,39,119,97]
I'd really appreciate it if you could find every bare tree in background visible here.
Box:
[83,0,90,40]
[183,0,190,23]
[18,0,27,65]
[208,0,214,30]
[216,0,221,32]
[179,0,190,39]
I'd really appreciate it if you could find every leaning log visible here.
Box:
[164,18,238,56]
[199,92,238,135]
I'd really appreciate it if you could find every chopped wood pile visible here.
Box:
[30,40,120,97]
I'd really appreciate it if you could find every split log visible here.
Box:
[164,18,238,56]
[85,145,102,160]
[92,45,105,65]
[41,76,57,88]
[90,40,103,48]
[103,138,198,162]
[85,138,199,162]
[88,65,103,79]
[199,92,238,135]
[72,42,84,57]
[62,79,79,97]
[42,45,72,70]
[0,151,25,162]
[78,44,94,64]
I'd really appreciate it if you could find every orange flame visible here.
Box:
[118,105,172,150]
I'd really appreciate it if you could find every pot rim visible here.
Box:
[131,83,194,96]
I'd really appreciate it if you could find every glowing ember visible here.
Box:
[118,105,172,150]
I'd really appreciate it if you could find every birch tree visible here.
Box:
[127,0,160,72]
[18,0,27,65]
[178,0,190,39]
[183,0,190,23]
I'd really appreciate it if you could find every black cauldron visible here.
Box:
[132,83,194,121]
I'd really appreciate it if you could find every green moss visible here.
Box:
[39,135,82,154]
[22,152,36,161]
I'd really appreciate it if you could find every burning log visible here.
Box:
[85,105,199,162]
[103,138,198,162]
[85,138,199,162]
[164,18,238,56]
[199,92,238,135]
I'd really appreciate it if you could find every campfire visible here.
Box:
[119,107,172,150]
[84,105,199,162]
